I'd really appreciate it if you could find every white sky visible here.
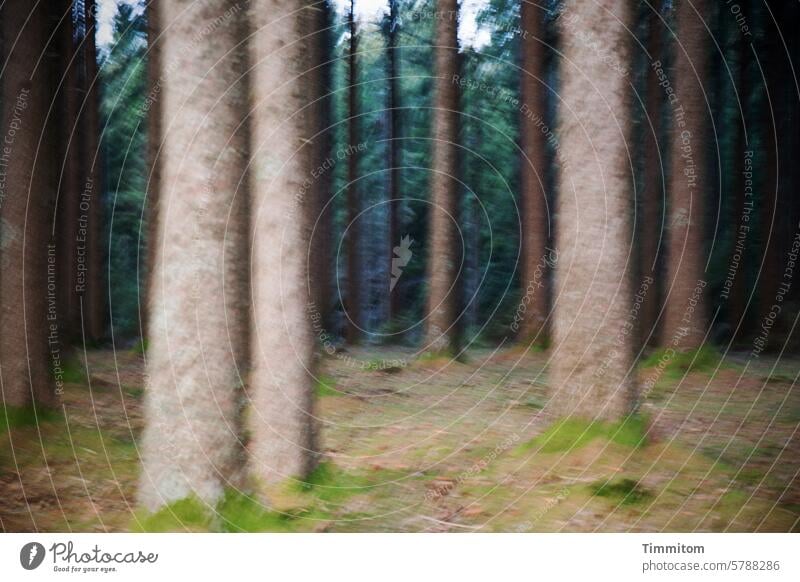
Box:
[98,0,491,49]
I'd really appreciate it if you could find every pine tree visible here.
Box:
[549,0,637,420]
[518,0,550,344]
[345,0,362,343]
[0,0,54,408]
[424,0,461,355]
[138,0,250,510]
[247,0,319,485]
[662,0,711,349]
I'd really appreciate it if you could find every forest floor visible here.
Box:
[1,345,799,532]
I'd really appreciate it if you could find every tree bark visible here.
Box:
[550,0,636,421]
[387,0,402,325]
[248,0,318,486]
[661,0,711,349]
[138,0,250,511]
[639,5,665,347]
[424,0,461,355]
[518,0,550,344]
[0,0,55,408]
[345,0,361,344]
[83,0,105,342]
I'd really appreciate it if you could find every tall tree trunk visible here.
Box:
[639,4,665,347]
[387,0,402,325]
[0,0,54,408]
[661,0,711,349]
[58,0,84,343]
[139,0,250,511]
[345,0,361,343]
[308,0,332,338]
[518,0,550,345]
[248,0,318,486]
[550,0,636,421]
[83,0,105,342]
[144,0,163,343]
[424,0,461,355]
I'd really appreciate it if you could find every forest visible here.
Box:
[0,0,799,533]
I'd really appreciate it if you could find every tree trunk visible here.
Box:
[661,0,711,349]
[0,0,54,408]
[308,0,332,339]
[139,0,250,511]
[550,0,636,421]
[144,0,162,342]
[639,5,665,347]
[387,0,402,325]
[83,0,105,342]
[424,0,461,355]
[248,0,318,486]
[345,0,361,344]
[518,0,550,345]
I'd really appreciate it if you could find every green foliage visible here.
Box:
[315,375,341,397]
[216,491,302,533]
[516,415,649,454]
[590,478,653,506]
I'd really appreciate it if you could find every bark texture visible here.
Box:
[139,0,250,511]
[424,0,461,354]
[248,0,318,485]
[518,0,550,343]
[345,1,361,343]
[550,0,636,421]
[0,0,54,408]
[387,0,402,323]
[662,0,711,349]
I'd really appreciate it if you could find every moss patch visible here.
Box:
[516,415,649,455]
[590,478,653,505]
[640,345,726,380]
[131,497,213,532]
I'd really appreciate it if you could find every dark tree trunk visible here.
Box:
[345,0,361,344]
[387,0,402,326]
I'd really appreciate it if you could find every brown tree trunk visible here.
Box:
[308,0,332,338]
[387,0,402,325]
[58,0,84,343]
[248,0,318,486]
[83,0,105,342]
[661,0,711,349]
[518,0,550,344]
[143,0,162,343]
[550,0,636,421]
[424,0,461,355]
[639,5,665,347]
[345,0,361,344]
[139,0,250,511]
[0,0,55,409]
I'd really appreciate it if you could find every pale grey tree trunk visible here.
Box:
[247,0,318,486]
[550,0,637,421]
[139,0,250,511]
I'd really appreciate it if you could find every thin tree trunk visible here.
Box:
[248,0,318,486]
[518,0,550,345]
[550,0,636,421]
[661,0,711,349]
[424,0,461,355]
[387,0,402,325]
[139,0,250,511]
[0,0,54,408]
[144,0,162,343]
[639,4,665,347]
[346,0,361,343]
[309,0,332,338]
[83,0,105,342]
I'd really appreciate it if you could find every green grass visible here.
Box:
[315,375,341,397]
[640,345,726,380]
[60,357,89,384]
[0,404,61,433]
[516,415,649,455]
[130,338,148,355]
[216,490,307,532]
[590,478,653,505]
[131,497,213,532]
